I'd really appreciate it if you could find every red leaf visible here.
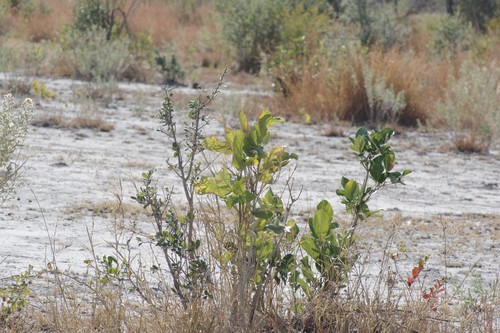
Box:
[412,266,421,279]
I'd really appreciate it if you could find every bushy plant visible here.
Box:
[431,14,474,57]
[0,94,33,206]
[60,26,130,82]
[155,54,185,85]
[196,110,299,326]
[216,0,293,72]
[345,0,408,48]
[294,127,411,300]
[436,59,499,153]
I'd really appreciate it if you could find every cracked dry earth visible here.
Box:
[0,75,499,293]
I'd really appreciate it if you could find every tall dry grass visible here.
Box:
[8,0,73,41]
[271,46,448,126]
[128,0,225,68]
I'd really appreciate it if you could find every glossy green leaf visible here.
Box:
[370,155,386,183]
[371,127,393,146]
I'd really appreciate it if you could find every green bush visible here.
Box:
[216,0,293,72]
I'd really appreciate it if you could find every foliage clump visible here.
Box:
[0,94,33,206]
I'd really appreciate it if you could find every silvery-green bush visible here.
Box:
[61,26,130,82]
[437,60,500,151]
[362,65,407,124]
[0,94,33,205]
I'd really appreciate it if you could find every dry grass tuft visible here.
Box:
[32,112,114,132]
[453,132,491,154]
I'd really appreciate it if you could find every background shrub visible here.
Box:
[436,59,500,152]
[456,0,498,33]
[216,0,292,73]
[59,26,130,82]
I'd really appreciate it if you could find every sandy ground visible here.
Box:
[0,75,499,293]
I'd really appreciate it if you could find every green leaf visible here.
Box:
[195,169,233,197]
[240,191,256,203]
[370,155,386,183]
[355,127,369,137]
[286,219,300,242]
[265,224,285,234]
[226,194,240,208]
[232,130,246,171]
[385,150,396,171]
[239,111,249,132]
[344,180,358,201]
[253,209,273,219]
[371,127,393,146]
[341,176,349,187]
[204,136,231,154]
[316,200,333,222]
[311,209,331,241]
[301,236,319,260]
[349,135,366,153]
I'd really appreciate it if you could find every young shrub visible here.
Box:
[436,59,499,153]
[295,128,411,301]
[196,110,299,328]
[132,69,230,309]
[0,94,33,206]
